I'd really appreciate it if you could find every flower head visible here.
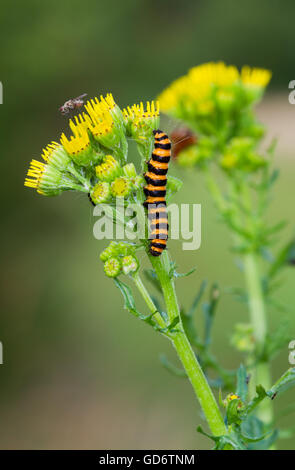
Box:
[95,154,121,182]
[24,159,76,196]
[90,182,111,204]
[123,100,160,142]
[41,141,70,170]
[111,176,132,198]
[104,257,121,278]
[84,95,122,149]
[122,255,139,274]
[61,115,95,166]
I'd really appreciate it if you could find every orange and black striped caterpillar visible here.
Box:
[143,129,171,256]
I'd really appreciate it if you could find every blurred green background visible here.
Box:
[1,0,295,449]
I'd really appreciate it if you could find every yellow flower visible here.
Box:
[122,100,160,140]
[41,141,70,170]
[61,115,94,166]
[24,159,63,196]
[158,62,271,115]
[95,154,121,182]
[84,95,121,149]
[123,100,160,122]
[241,66,272,88]
[90,181,111,204]
[111,176,132,197]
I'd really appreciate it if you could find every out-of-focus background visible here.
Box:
[0,0,295,450]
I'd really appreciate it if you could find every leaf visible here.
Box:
[267,367,295,399]
[244,385,268,415]
[187,280,207,317]
[172,266,197,279]
[236,364,248,402]
[202,283,220,346]
[114,278,159,329]
[261,321,291,362]
[114,278,141,318]
[197,426,246,450]
[159,354,186,378]
[241,416,264,442]
[264,220,287,237]
[268,238,295,280]
[226,399,242,426]
[248,430,279,450]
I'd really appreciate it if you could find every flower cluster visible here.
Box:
[24,95,160,202]
[158,62,271,119]
[158,62,271,173]
[100,241,138,278]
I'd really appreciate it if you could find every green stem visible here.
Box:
[243,253,267,347]
[132,272,166,330]
[205,174,274,425]
[149,251,227,437]
[243,252,273,424]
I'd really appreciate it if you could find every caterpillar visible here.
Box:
[88,192,96,206]
[143,129,171,256]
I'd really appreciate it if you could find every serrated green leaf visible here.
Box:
[244,384,268,415]
[267,367,295,399]
[173,266,197,279]
[114,278,141,318]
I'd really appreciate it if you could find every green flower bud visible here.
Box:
[223,393,244,410]
[95,155,121,182]
[100,241,119,262]
[122,255,139,275]
[100,241,136,263]
[104,257,121,278]
[116,242,135,257]
[122,163,137,179]
[90,182,111,204]
[111,176,132,198]
[220,152,239,170]
[131,175,144,190]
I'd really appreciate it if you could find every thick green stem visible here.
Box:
[149,251,227,437]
